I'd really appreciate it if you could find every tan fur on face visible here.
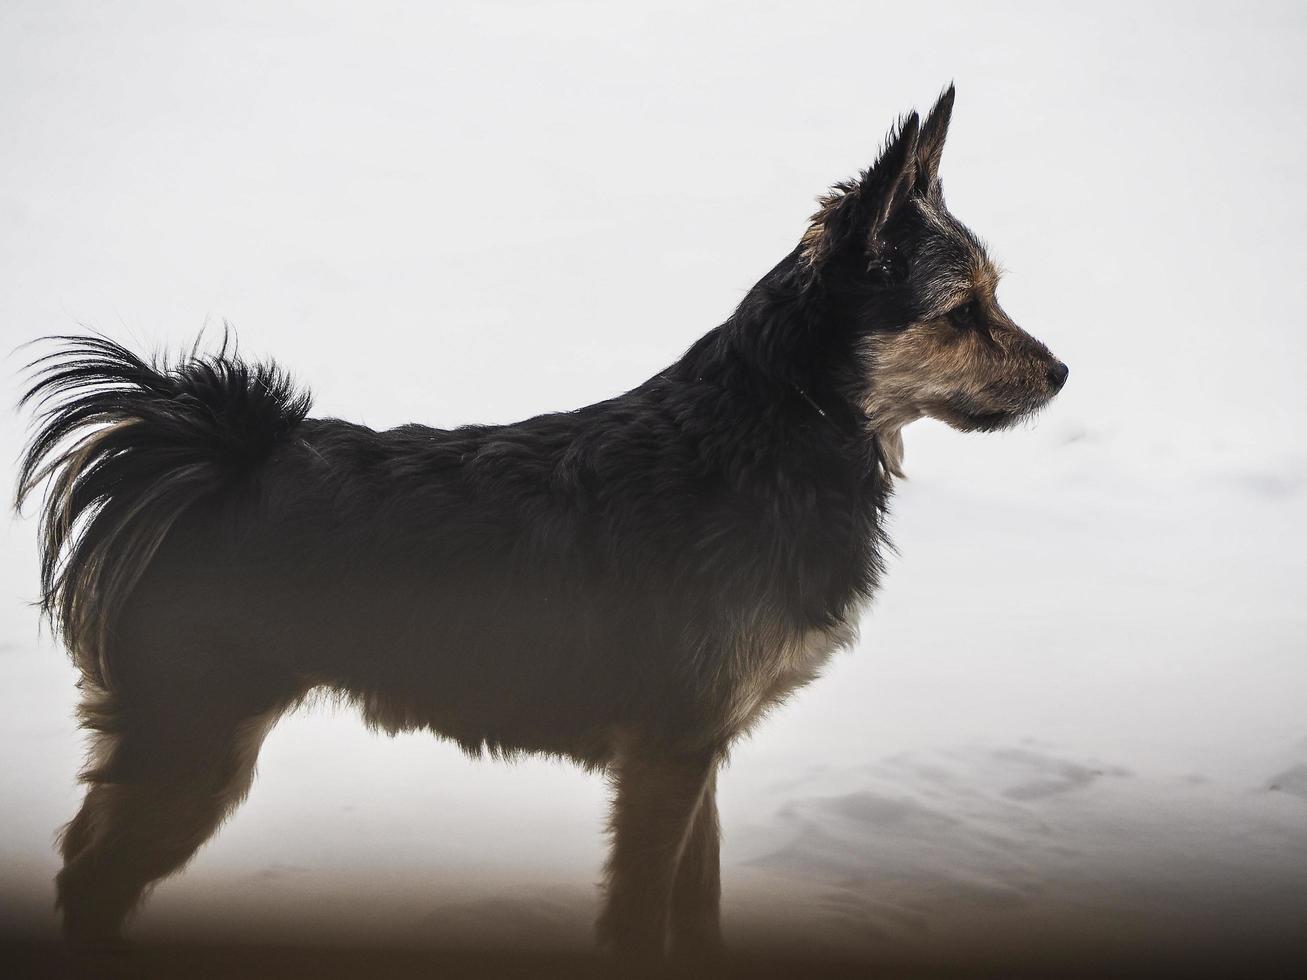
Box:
[861,302,1061,442]
[863,318,992,430]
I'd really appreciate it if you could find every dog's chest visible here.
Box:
[720,614,859,736]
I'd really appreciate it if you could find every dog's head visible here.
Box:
[801,87,1067,466]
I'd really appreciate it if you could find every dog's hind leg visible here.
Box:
[598,746,718,962]
[56,685,283,946]
[669,767,724,962]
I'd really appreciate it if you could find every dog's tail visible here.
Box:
[15,333,311,688]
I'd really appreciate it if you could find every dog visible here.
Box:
[16,85,1065,962]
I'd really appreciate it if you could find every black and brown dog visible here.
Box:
[17,85,1066,964]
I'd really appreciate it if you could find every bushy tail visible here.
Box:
[15,333,311,688]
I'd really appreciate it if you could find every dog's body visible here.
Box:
[17,87,1066,961]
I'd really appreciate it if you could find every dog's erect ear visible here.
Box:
[916,84,955,193]
[861,112,921,250]
[802,113,920,266]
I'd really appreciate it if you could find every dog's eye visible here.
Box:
[950,300,981,329]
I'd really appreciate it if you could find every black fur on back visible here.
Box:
[13,241,893,733]
[15,333,311,687]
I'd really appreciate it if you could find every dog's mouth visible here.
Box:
[935,390,1051,432]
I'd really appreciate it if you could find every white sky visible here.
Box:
[1,0,1304,960]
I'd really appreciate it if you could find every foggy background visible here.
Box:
[2,0,1305,972]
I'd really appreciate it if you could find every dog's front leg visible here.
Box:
[598,746,717,963]
[669,766,724,963]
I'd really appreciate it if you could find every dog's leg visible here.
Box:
[598,747,716,962]
[56,690,280,946]
[669,766,723,962]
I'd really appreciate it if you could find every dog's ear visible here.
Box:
[802,113,920,266]
[862,112,921,251]
[916,84,955,193]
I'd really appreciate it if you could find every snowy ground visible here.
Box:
[2,1,1305,973]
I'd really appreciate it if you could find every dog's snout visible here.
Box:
[1047,361,1069,392]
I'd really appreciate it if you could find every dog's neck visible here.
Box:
[789,380,907,479]
[877,426,906,479]
[663,246,908,488]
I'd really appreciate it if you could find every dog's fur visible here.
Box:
[16,86,1066,961]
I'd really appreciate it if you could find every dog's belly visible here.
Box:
[123,515,866,765]
[349,684,622,766]
[335,618,859,764]
[304,614,643,767]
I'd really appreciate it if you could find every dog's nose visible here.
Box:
[1047,361,1069,391]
